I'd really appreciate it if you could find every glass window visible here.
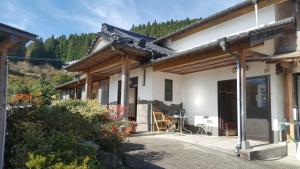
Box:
[165,79,173,101]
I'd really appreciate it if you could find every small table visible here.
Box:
[173,115,192,134]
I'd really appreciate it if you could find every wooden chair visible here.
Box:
[165,115,178,132]
[152,112,167,132]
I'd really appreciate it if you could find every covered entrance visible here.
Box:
[246,76,271,141]
[218,76,271,142]
[118,77,138,121]
[218,79,237,136]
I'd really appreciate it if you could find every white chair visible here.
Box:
[196,116,211,135]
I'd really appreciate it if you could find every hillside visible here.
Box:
[130,18,201,38]
[11,18,200,68]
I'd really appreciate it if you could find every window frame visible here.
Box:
[164,79,173,101]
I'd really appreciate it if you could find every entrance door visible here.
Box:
[218,76,271,141]
[246,76,271,141]
[117,77,138,121]
[128,87,137,121]
[218,80,237,136]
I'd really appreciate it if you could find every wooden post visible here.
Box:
[74,87,77,99]
[238,50,250,149]
[0,49,8,169]
[121,55,129,119]
[85,72,93,100]
[284,66,295,141]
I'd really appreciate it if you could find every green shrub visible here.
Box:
[5,100,114,169]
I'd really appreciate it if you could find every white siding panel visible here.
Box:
[165,5,276,52]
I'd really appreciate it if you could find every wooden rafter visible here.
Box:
[153,40,250,71]
[88,56,121,73]
[165,55,234,72]
[0,35,19,51]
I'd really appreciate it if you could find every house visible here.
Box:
[57,0,300,149]
[0,23,37,169]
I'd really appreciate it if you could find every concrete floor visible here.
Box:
[123,135,300,169]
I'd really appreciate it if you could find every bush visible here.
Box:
[5,100,126,169]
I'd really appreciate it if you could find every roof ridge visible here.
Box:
[101,23,156,40]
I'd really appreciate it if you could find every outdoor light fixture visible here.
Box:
[219,38,228,51]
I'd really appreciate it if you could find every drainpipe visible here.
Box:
[219,39,242,155]
[219,38,251,156]
[253,0,259,28]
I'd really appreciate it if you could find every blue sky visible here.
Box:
[0,0,243,39]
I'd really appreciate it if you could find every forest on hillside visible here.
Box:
[10,18,200,68]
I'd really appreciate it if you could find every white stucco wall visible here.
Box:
[181,62,284,135]
[164,5,276,52]
[109,67,153,103]
[106,61,285,138]
[151,71,183,105]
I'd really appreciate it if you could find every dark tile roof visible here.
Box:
[86,23,174,59]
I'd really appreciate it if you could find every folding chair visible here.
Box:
[152,112,167,132]
[196,116,210,135]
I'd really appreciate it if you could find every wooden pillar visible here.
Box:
[238,50,250,149]
[0,49,8,169]
[85,72,93,100]
[284,66,295,141]
[74,87,77,100]
[120,55,129,119]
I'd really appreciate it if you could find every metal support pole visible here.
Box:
[239,51,251,149]
[0,50,8,169]
[236,56,242,146]
[121,55,129,119]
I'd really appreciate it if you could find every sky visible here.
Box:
[0,0,244,39]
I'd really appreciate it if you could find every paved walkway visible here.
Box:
[123,135,300,169]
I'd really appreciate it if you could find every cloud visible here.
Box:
[0,0,34,30]
[79,0,140,29]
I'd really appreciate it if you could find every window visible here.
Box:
[165,79,173,101]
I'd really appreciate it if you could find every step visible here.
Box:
[240,143,287,160]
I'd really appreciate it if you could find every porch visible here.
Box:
[123,134,300,168]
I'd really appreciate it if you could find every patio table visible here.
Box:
[172,115,192,134]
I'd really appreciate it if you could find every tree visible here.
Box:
[28,38,47,65]
[130,17,201,38]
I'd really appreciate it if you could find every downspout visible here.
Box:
[253,0,260,28]
[219,39,242,156]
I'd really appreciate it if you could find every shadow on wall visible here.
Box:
[109,100,182,116]
[143,100,182,116]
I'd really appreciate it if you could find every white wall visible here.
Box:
[108,67,153,103]
[182,62,284,134]
[106,62,285,137]
[164,5,276,52]
[151,71,183,105]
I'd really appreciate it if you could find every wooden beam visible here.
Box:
[172,60,236,74]
[0,35,19,51]
[0,50,8,169]
[153,40,250,71]
[284,65,295,141]
[127,55,143,63]
[120,55,129,118]
[88,56,121,73]
[166,56,235,72]
[159,53,230,71]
